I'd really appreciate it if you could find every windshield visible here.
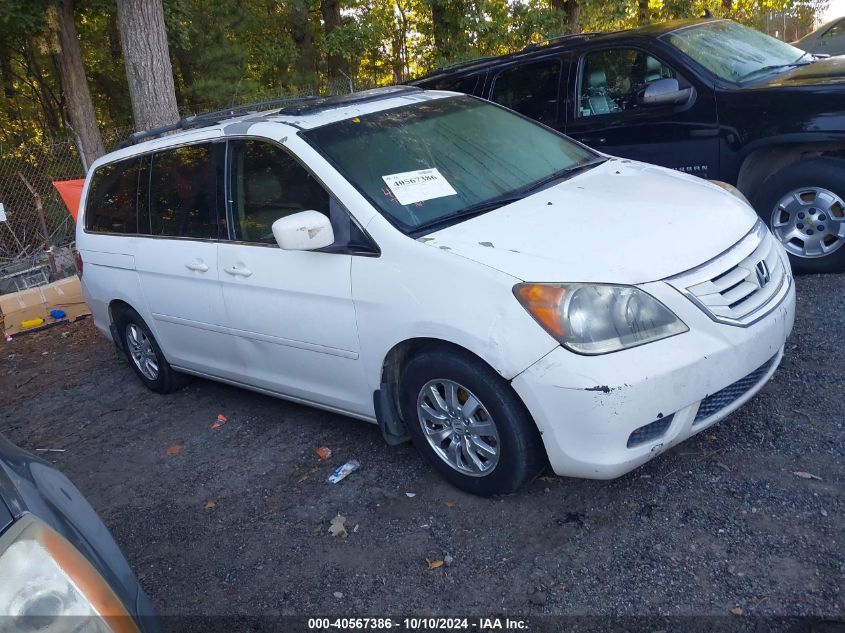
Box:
[303,96,598,233]
[664,20,809,83]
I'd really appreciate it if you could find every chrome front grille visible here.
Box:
[666,222,790,326]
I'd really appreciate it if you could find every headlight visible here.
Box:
[709,180,751,206]
[0,514,139,633]
[514,283,688,354]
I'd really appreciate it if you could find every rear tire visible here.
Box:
[115,307,189,394]
[751,158,845,274]
[399,347,546,496]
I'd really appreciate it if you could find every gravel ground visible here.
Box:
[0,275,842,619]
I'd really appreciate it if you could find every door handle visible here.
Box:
[581,136,607,145]
[185,260,209,272]
[224,264,253,278]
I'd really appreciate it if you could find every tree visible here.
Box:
[115,0,179,131]
[54,0,105,167]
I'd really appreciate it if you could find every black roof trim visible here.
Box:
[119,96,317,147]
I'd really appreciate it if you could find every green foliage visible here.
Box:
[0,0,832,149]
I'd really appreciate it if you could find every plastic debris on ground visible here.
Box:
[315,446,332,461]
[328,514,347,537]
[327,459,360,484]
[211,414,228,430]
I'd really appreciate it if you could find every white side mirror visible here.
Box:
[272,210,335,251]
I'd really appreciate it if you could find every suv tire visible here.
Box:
[752,157,845,274]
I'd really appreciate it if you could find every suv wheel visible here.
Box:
[752,158,845,273]
[399,348,546,496]
[116,308,188,394]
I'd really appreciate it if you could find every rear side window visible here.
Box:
[491,59,561,125]
[428,74,482,95]
[147,143,223,239]
[85,157,144,233]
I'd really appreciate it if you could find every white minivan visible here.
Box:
[77,87,795,495]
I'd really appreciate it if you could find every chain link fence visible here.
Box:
[0,127,133,295]
[0,80,370,295]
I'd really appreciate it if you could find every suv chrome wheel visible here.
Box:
[125,323,159,380]
[771,187,845,259]
[416,379,500,476]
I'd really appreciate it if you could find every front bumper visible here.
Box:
[511,277,795,479]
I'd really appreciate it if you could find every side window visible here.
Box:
[230,140,331,244]
[147,143,223,239]
[491,59,561,125]
[823,20,845,38]
[85,157,144,234]
[429,74,481,95]
[577,49,678,118]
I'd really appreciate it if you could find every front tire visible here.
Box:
[752,158,845,274]
[115,308,188,394]
[399,348,546,496]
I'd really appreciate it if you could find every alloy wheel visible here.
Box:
[770,187,845,258]
[416,379,500,477]
[125,323,159,381]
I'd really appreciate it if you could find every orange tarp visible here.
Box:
[52,179,85,221]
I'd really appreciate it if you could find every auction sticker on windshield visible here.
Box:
[382,168,457,205]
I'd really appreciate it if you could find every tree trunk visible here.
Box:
[637,0,650,24]
[55,0,105,168]
[550,0,580,34]
[290,0,316,87]
[429,0,456,60]
[320,0,345,84]
[115,0,180,131]
[721,0,733,12]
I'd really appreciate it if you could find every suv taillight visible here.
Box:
[73,249,83,277]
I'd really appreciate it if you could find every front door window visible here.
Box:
[577,49,677,118]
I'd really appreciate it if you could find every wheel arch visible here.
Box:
[374,336,538,446]
[737,141,845,197]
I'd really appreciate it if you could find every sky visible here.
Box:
[821,0,845,24]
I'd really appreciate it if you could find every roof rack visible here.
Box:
[521,32,598,52]
[119,87,422,147]
[119,95,317,147]
[431,54,505,75]
[275,85,422,116]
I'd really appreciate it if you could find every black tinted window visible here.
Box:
[491,59,561,125]
[231,140,330,243]
[85,157,143,233]
[428,74,481,95]
[147,143,223,239]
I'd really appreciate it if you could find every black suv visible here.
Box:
[411,18,845,273]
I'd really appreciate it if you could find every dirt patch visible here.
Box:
[1,276,842,617]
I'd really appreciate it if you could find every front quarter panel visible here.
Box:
[717,87,845,182]
[352,214,560,394]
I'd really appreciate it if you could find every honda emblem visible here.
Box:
[755,260,771,287]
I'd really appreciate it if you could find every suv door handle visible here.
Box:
[224,264,253,278]
[185,260,209,272]
[581,136,607,145]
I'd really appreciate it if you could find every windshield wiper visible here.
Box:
[520,158,607,194]
[411,158,607,236]
[411,192,527,235]
[739,56,815,82]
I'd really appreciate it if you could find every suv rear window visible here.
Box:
[85,157,144,234]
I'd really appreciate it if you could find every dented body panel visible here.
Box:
[512,273,795,478]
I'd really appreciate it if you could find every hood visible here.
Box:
[422,159,757,284]
[754,56,845,88]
